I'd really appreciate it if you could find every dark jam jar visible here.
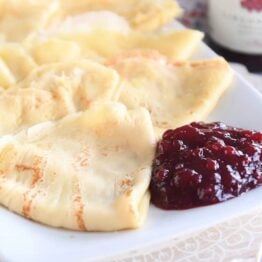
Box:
[207,0,262,73]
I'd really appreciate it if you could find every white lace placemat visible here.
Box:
[105,64,262,262]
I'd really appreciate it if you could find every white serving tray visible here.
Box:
[0,25,262,262]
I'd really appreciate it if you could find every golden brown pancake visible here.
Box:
[0,102,155,231]
[108,51,234,136]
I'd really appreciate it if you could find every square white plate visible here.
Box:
[0,26,262,262]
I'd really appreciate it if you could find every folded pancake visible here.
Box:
[0,0,181,42]
[0,59,119,136]
[59,0,182,31]
[0,43,36,88]
[108,51,234,136]
[0,0,61,41]
[0,12,201,89]
[26,11,203,64]
[0,102,155,231]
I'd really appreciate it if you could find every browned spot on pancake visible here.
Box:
[121,179,132,187]
[16,164,41,187]
[73,183,86,231]
[125,189,132,197]
[101,151,109,157]
[72,147,89,228]
[51,90,59,100]
[100,145,122,158]
[73,145,89,170]
[107,49,168,67]
[22,193,33,218]
[16,156,46,218]
[173,61,185,67]
[74,198,86,230]
[188,59,225,69]
[79,97,91,109]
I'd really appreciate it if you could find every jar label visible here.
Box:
[209,0,262,54]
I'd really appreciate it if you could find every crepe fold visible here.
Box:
[26,11,203,64]
[0,43,37,88]
[0,0,61,41]
[0,59,119,136]
[108,51,234,136]
[0,0,182,42]
[0,10,202,89]
[0,102,156,231]
[59,0,182,31]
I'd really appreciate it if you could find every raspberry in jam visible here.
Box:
[150,122,262,210]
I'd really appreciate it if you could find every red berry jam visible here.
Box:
[150,122,262,210]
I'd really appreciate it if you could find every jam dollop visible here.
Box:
[150,122,262,210]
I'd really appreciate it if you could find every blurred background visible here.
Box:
[177,0,262,73]
[177,0,208,32]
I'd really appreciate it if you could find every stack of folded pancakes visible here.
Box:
[0,0,233,231]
